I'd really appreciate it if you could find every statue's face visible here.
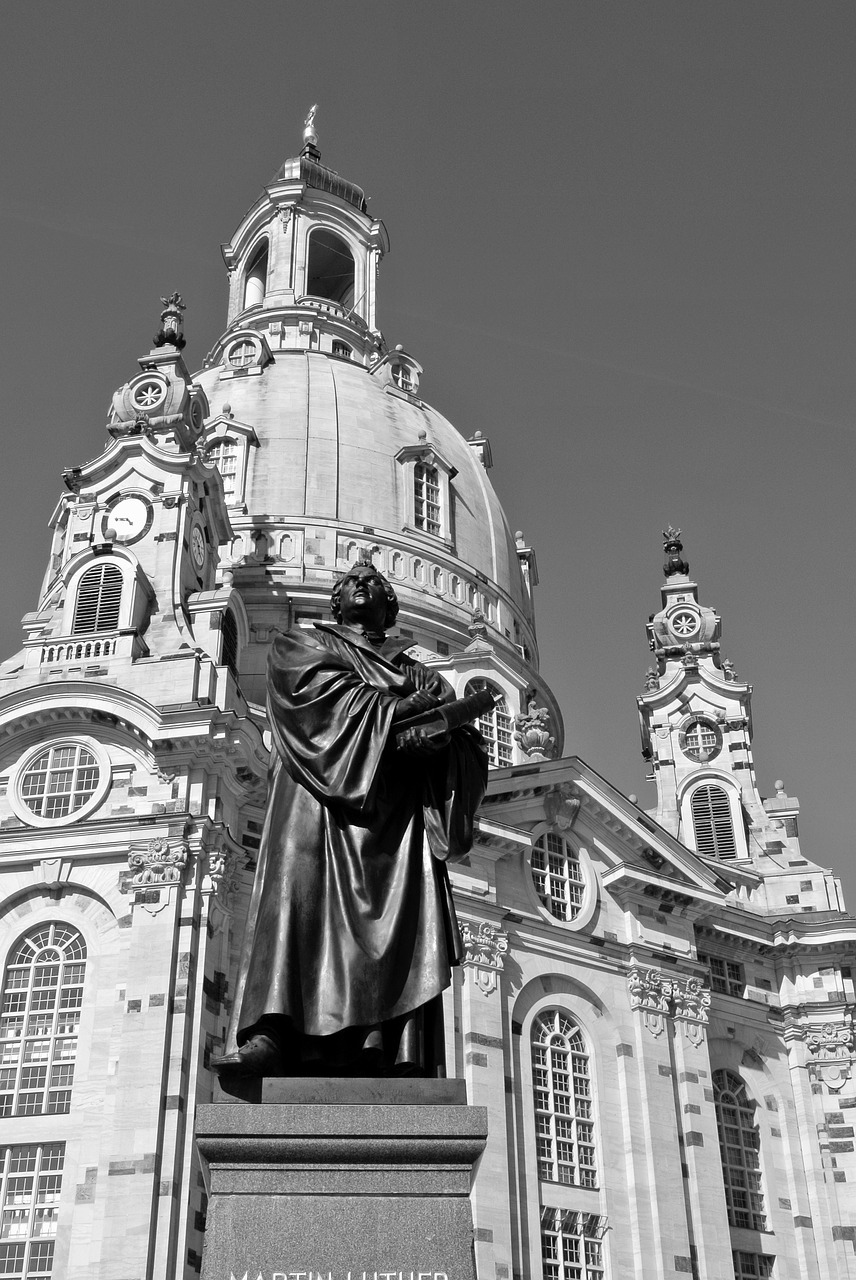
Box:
[338,566,389,629]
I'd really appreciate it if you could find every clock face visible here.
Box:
[102,495,153,545]
[191,524,206,568]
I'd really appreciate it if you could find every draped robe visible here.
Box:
[230,623,488,1053]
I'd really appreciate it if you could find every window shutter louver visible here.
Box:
[691,784,737,859]
[72,564,122,634]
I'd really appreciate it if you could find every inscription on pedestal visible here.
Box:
[229,1271,451,1280]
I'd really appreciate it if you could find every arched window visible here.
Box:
[531,833,585,922]
[414,462,441,536]
[0,1142,65,1279]
[221,610,238,678]
[713,1069,766,1231]
[532,1010,596,1187]
[72,562,122,634]
[208,439,239,502]
[541,1208,605,1280]
[691,784,737,859]
[243,241,268,310]
[0,924,86,1118]
[305,229,355,308]
[465,678,513,767]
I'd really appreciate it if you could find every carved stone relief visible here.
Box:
[627,965,711,1044]
[460,920,509,995]
[543,783,580,832]
[128,836,189,887]
[806,1018,856,1092]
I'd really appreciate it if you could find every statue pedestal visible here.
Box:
[196,1080,487,1280]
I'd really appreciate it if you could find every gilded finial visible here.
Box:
[302,104,319,154]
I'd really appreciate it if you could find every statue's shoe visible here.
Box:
[211,1034,284,1079]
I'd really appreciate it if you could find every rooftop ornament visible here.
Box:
[662,525,689,578]
[302,103,320,159]
[153,292,187,350]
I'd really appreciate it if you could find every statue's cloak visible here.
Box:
[230,623,488,1043]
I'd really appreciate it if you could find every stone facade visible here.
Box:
[0,129,853,1280]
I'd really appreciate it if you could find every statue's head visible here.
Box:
[331,563,399,630]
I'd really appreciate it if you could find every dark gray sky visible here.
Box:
[2,3,854,900]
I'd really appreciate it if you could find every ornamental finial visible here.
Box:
[153,292,186,350]
[662,526,689,577]
[302,104,319,157]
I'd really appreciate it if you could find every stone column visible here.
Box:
[196,1080,487,1280]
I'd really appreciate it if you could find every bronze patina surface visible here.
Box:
[214,565,487,1079]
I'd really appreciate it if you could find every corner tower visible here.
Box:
[637,528,766,859]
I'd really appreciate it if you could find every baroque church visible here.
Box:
[0,116,854,1280]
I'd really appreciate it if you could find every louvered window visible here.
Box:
[71,563,122,634]
[532,1011,597,1188]
[465,678,512,767]
[714,1070,766,1232]
[691,784,737,859]
[0,925,85,1119]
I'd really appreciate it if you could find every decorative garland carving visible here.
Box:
[460,920,509,995]
[627,966,711,1044]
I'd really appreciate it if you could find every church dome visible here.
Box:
[195,352,530,622]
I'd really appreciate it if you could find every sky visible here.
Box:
[0,3,854,900]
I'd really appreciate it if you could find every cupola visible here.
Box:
[215,107,390,367]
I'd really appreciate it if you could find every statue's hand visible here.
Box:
[397,726,451,756]
[407,664,454,702]
[393,689,442,721]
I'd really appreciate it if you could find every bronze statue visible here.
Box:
[213,563,488,1079]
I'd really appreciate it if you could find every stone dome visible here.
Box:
[195,349,539,667]
[197,354,525,605]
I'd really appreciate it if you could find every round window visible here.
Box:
[9,740,109,827]
[531,832,585,922]
[189,400,204,432]
[228,339,257,369]
[679,718,723,762]
[131,379,166,411]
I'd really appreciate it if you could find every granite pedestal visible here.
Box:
[196,1080,488,1280]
